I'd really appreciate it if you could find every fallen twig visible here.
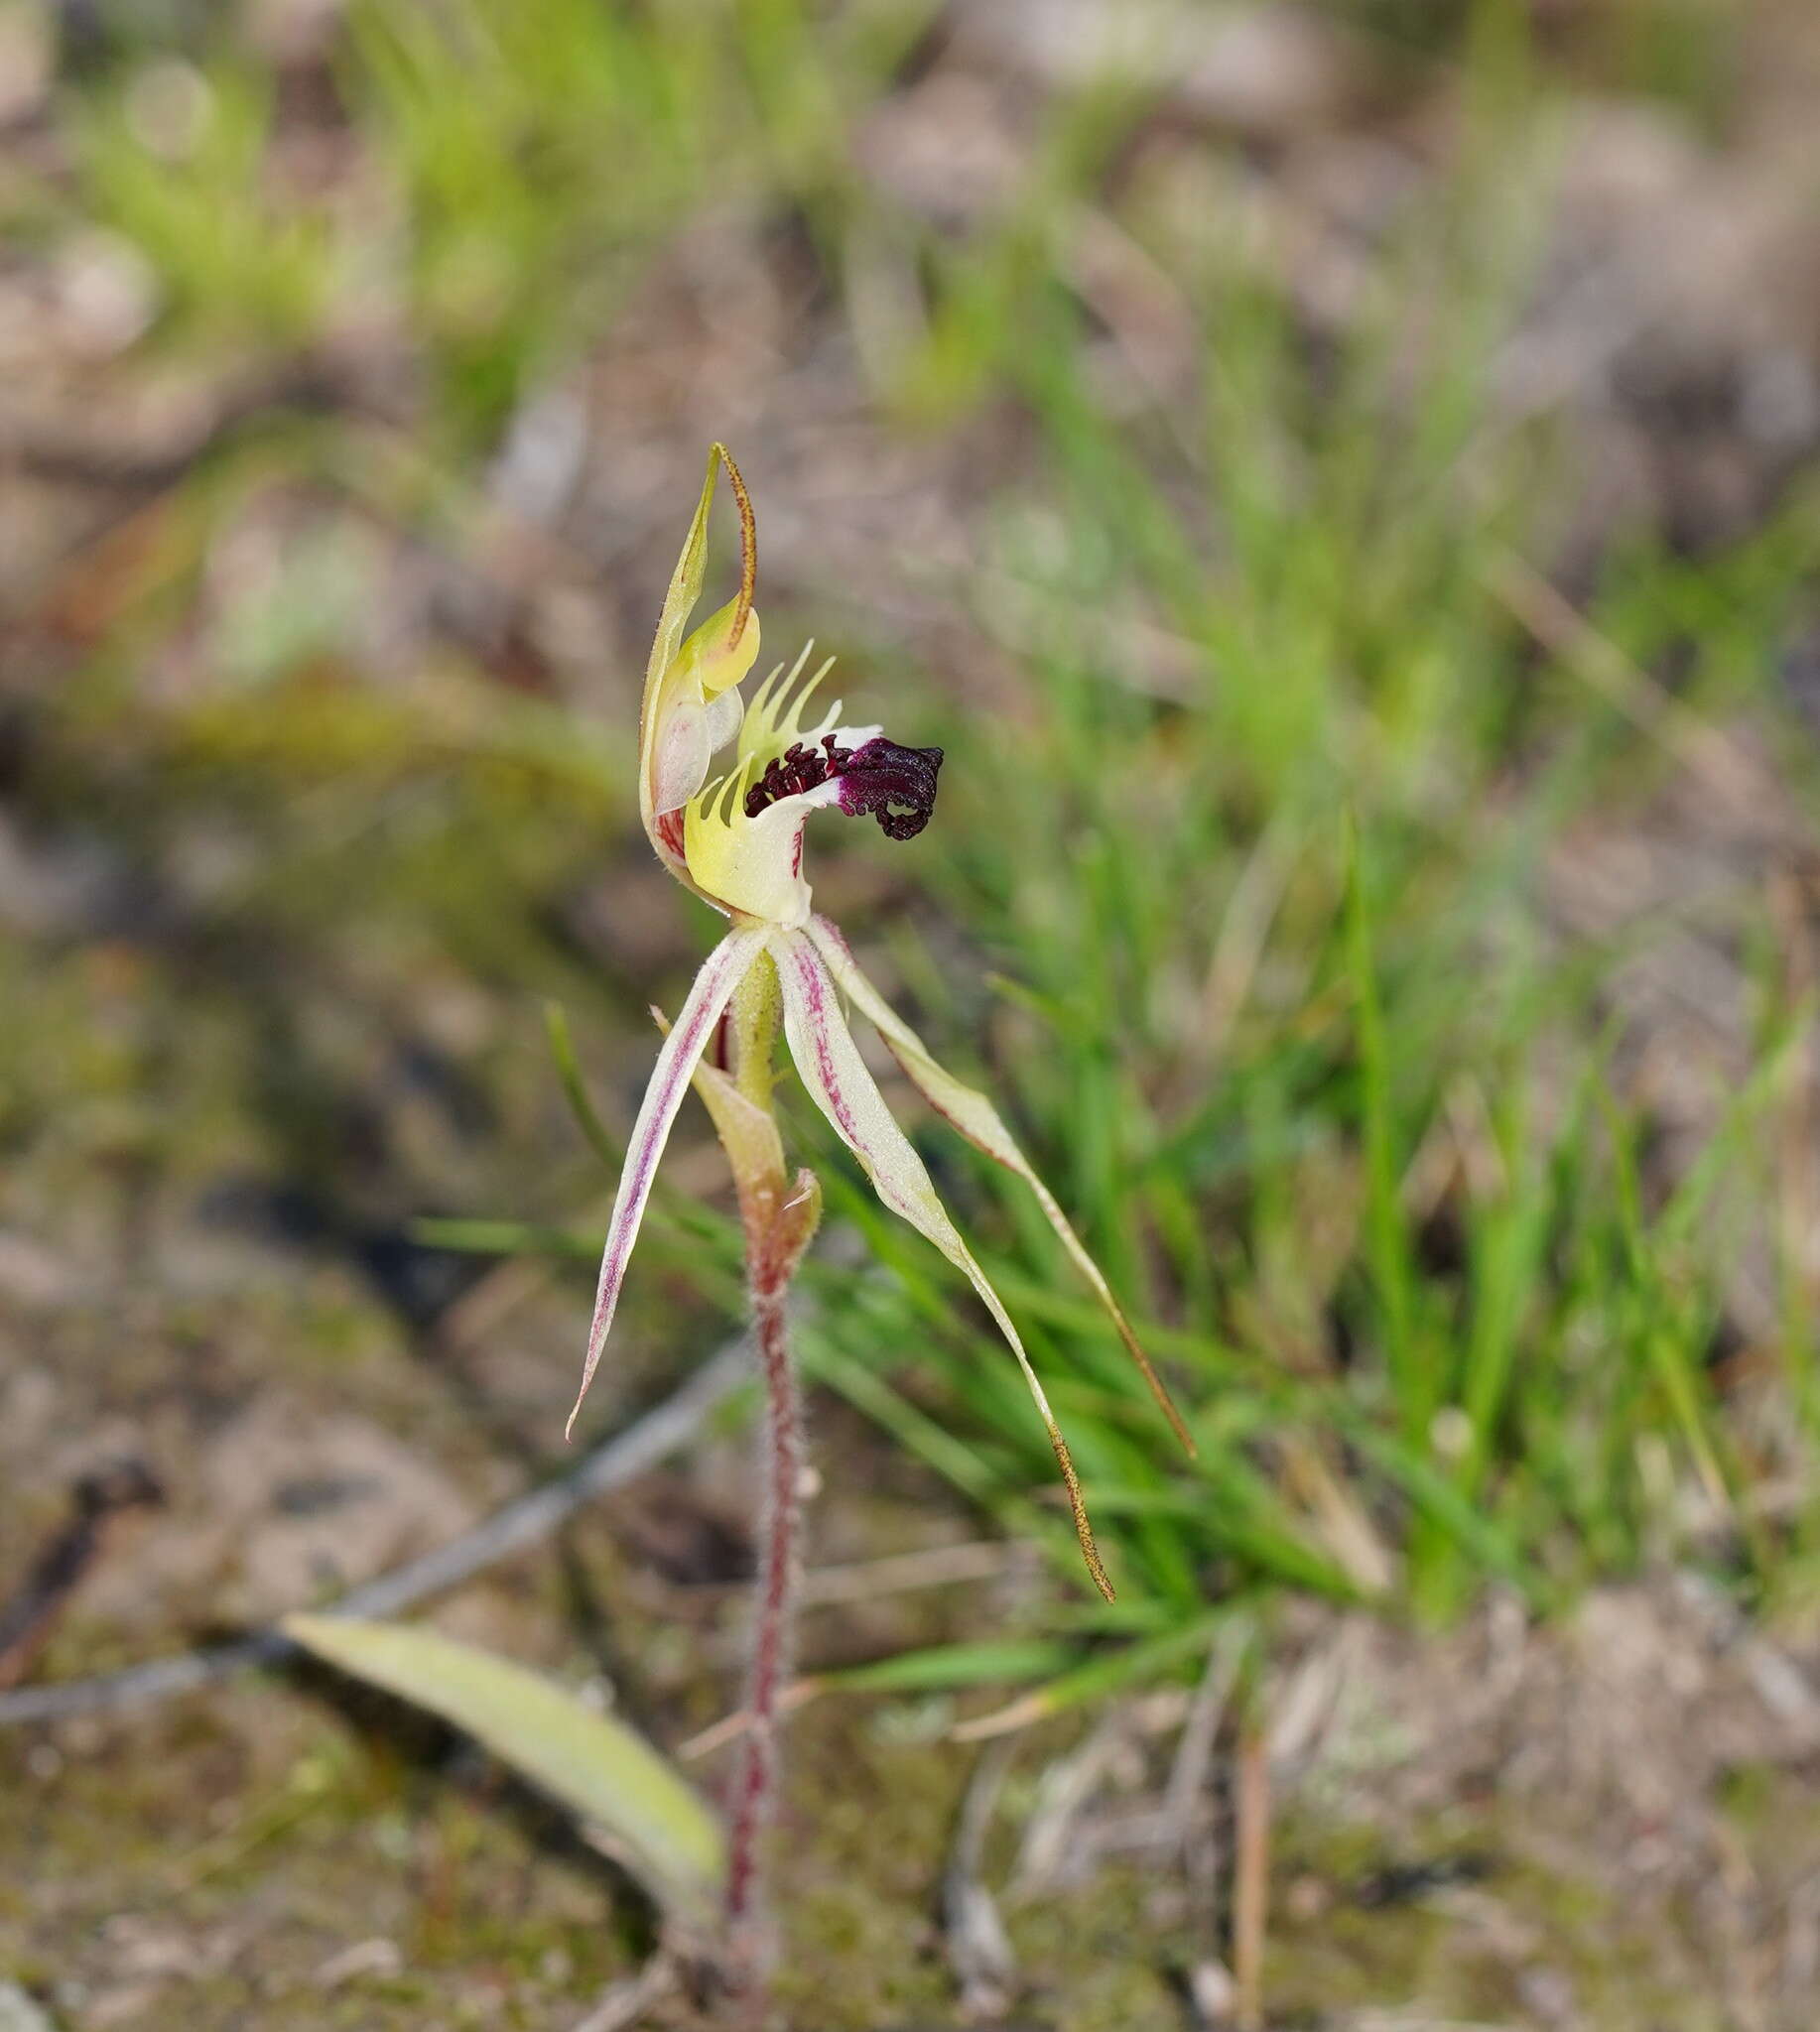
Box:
[1164,1626,1246,1840]
[570,1949,681,2032]
[0,1337,750,1728]
[1233,1723,1270,2032]
[674,1677,824,1762]
[0,1461,165,1691]
[1009,1702,1152,1897]
[943,1738,1021,2020]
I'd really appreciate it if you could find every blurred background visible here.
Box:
[4,0,1820,2025]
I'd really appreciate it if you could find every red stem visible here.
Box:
[724,1273,803,1968]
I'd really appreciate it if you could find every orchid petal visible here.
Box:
[568,924,768,1439]
[651,697,712,821]
[702,684,746,758]
[771,927,1113,1599]
[808,916,1195,1457]
[650,686,747,824]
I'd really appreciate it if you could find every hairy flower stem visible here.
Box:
[705,946,819,1994]
[724,1271,802,1972]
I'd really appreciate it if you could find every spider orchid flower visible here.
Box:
[571,445,1191,1598]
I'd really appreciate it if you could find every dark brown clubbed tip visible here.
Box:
[744,734,944,841]
[837,736,944,838]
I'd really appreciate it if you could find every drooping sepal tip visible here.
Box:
[1046,1422,1115,1602]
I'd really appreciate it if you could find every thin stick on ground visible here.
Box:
[0,1460,165,1692]
[570,1950,680,2032]
[943,1738,1020,2018]
[0,1336,751,1729]
[1233,1722,1270,2032]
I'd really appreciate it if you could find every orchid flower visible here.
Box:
[570,444,1190,1601]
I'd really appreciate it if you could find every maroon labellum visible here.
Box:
[745,735,944,841]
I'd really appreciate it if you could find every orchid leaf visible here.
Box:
[284,1614,724,1928]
